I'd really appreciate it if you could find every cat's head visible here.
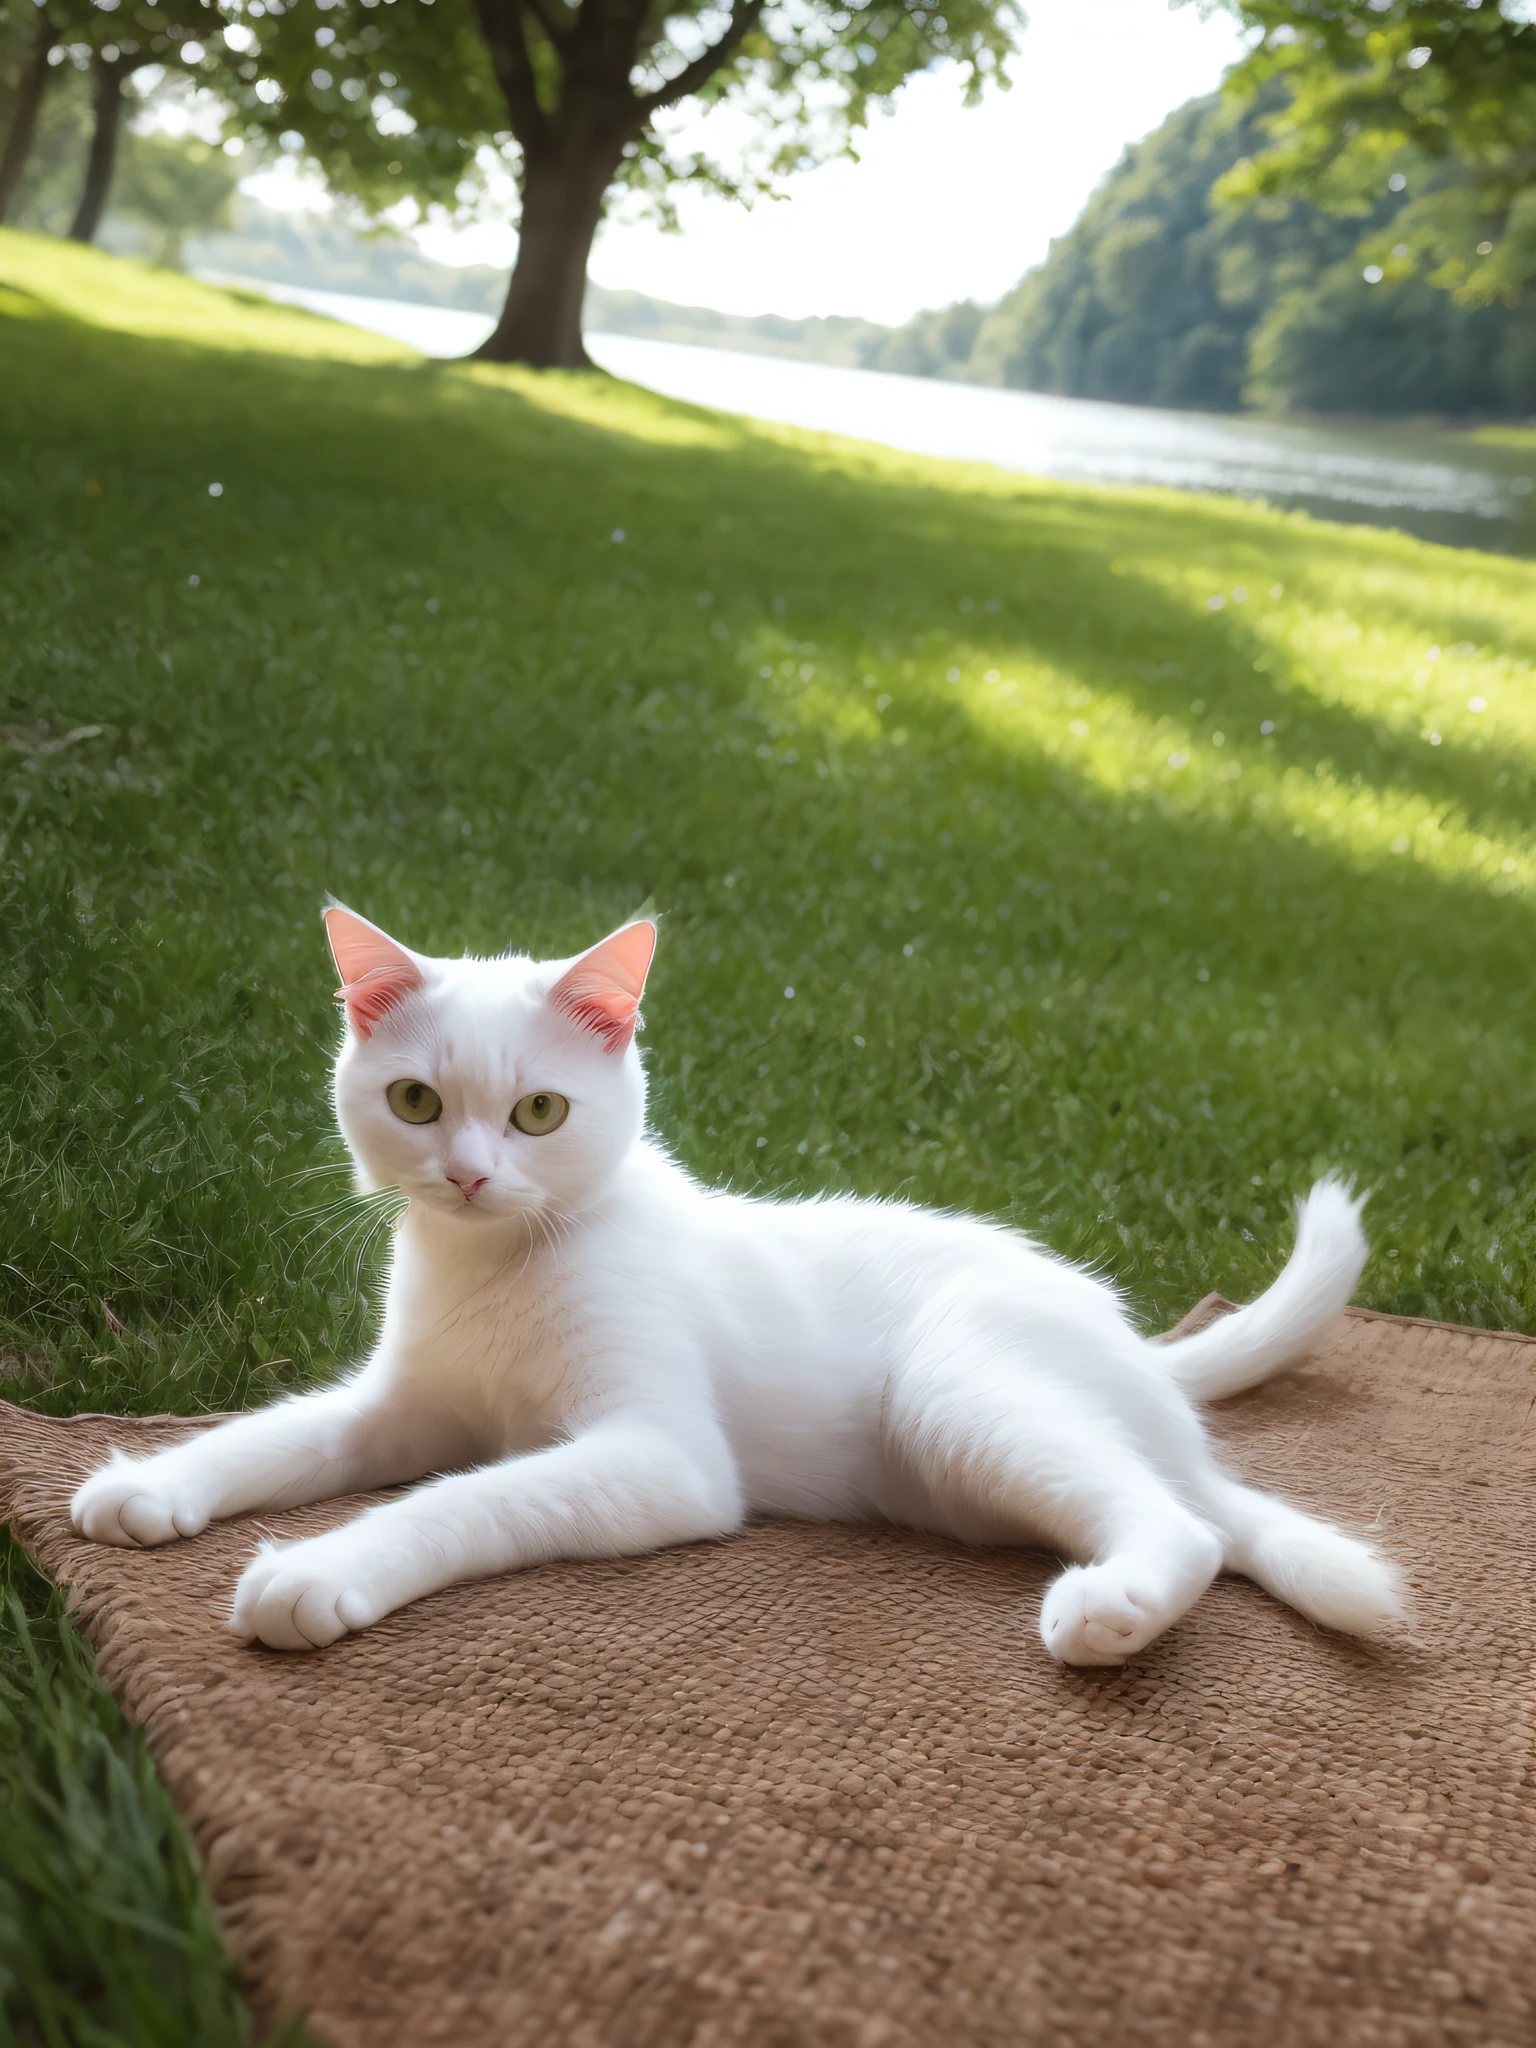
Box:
[324,905,655,1226]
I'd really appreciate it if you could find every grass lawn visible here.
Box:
[2,225,1534,2041]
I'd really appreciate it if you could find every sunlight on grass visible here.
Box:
[934,588,1536,903]
[463,358,742,452]
[1471,424,1536,453]
[0,227,405,363]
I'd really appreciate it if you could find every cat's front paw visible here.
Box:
[71,1455,211,1548]
[1039,1563,1166,1667]
[229,1532,391,1651]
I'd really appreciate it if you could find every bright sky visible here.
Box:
[247,0,1247,327]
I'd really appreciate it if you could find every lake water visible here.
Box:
[207,274,1536,556]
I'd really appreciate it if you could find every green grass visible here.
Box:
[1472,423,1536,452]
[0,1545,312,2048]
[1,225,1534,2040]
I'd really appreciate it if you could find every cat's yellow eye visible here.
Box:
[387,1079,442,1125]
[511,1091,569,1137]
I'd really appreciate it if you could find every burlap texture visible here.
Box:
[2,1299,1533,2047]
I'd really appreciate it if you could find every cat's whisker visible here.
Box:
[342,1202,406,1302]
[277,1203,393,1265]
[283,1200,372,1235]
[267,1161,359,1198]
[277,1185,406,1289]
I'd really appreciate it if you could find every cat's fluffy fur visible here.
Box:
[71,910,1405,1663]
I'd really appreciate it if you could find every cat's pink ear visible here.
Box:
[323,905,423,1038]
[549,920,657,1054]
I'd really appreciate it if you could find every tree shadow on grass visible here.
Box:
[986,495,1536,841]
[732,463,1536,852]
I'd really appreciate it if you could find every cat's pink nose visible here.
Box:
[448,1174,488,1202]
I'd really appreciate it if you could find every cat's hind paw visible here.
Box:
[70,1456,211,1548]
[1039,1563,1167,1667]
[229,1534,386,1652]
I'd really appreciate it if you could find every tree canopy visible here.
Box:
[1203,0,1536,305]
[1,0,228,236]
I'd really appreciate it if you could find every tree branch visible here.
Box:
[472,0,552,150]
[640,0,766,115]
[522,0,573,52]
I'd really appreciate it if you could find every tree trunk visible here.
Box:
[473,142,621,368]
[0,22,54,227]
[68,51,127,245]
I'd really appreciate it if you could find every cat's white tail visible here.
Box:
[1159,1177,1367,1403]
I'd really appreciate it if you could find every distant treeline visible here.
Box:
[186,203,510,314]
[957,87,1536,417]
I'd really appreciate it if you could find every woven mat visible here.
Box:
[2,1299,1534,2048]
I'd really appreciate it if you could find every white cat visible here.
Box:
[71,909,1404,1663]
